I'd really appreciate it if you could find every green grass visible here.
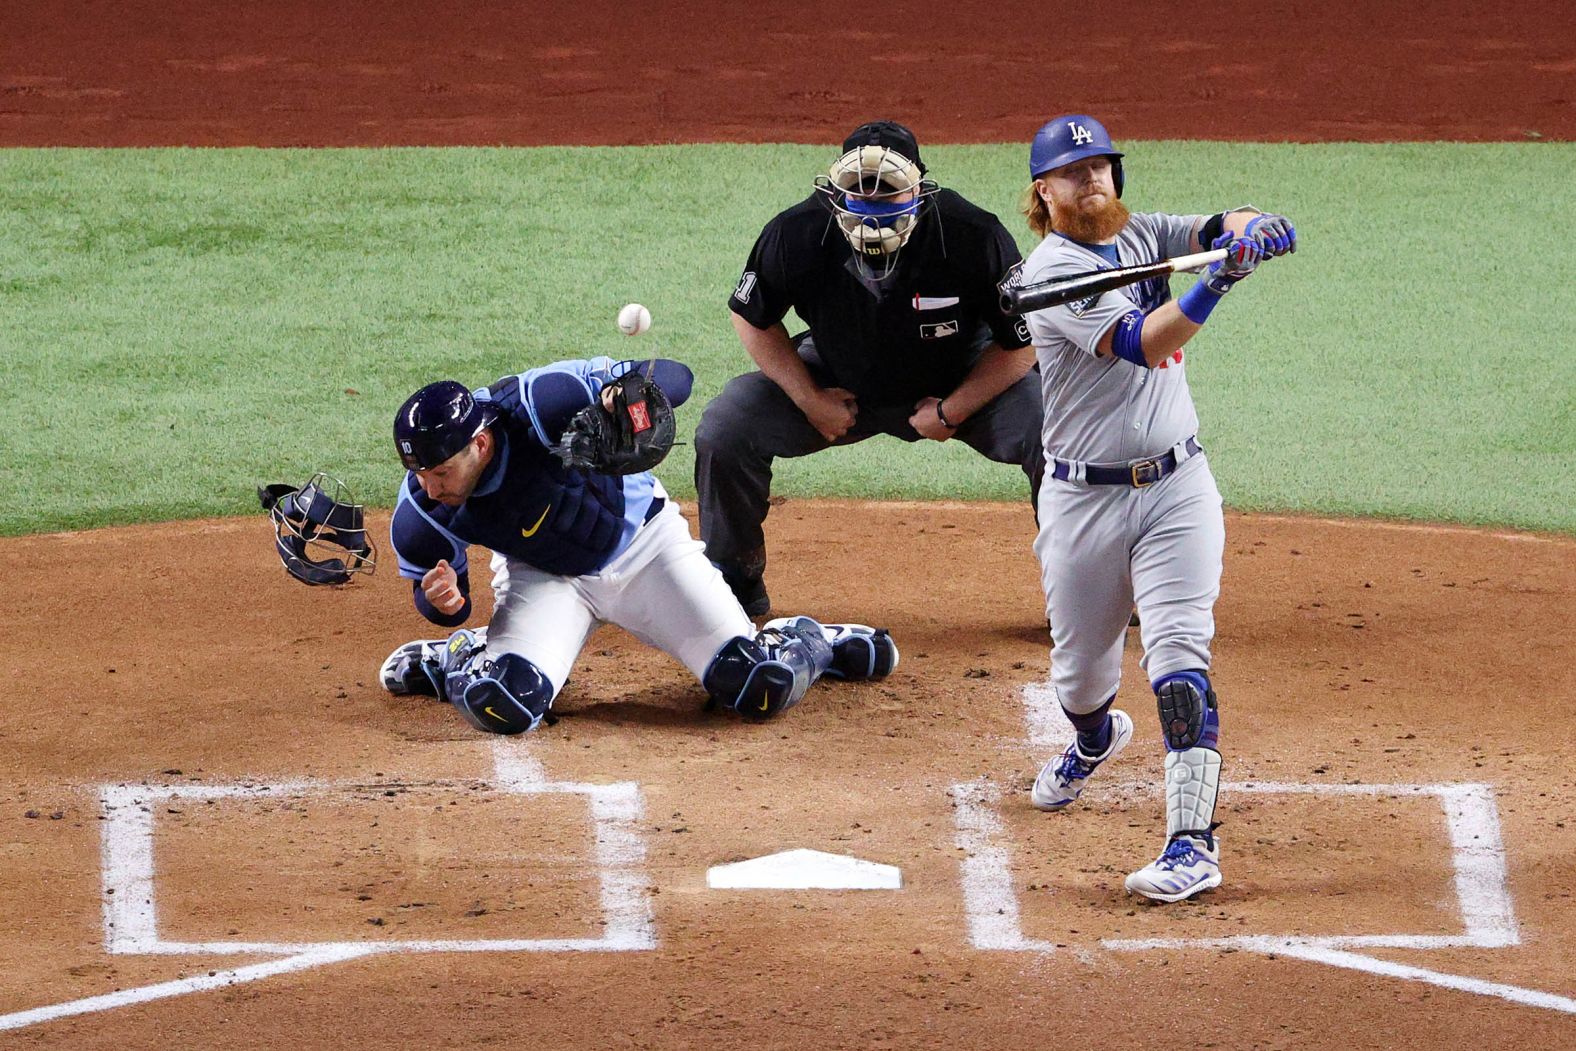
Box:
[1,143,1572,536]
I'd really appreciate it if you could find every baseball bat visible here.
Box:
[999,248,1228,314]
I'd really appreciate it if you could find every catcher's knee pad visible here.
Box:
[1152,670,1220,751]
[703,618,832,720]
[449,652,553,736]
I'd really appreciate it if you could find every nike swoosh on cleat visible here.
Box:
[520,504,550,538]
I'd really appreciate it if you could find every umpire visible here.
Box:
[696,120,1045,615]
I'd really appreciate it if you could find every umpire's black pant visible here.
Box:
[694,335,1045,576]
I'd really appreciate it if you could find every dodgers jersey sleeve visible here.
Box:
[1141,211,1211,260]
[1022,242,1135,358]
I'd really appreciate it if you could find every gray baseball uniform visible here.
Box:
[1021,213,1226,716]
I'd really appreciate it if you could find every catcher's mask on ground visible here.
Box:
[815,120,937,282]
[258,472,376,586]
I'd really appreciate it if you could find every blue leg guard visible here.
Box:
[703,617,833,720]
[1152,669,1223,842]
[439,635,554,736]
[1152,669,1220,751]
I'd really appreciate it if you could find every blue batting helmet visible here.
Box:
[1028,114,1124,196]
[393,380,497,471]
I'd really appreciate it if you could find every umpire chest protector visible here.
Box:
[730,190,1029,406]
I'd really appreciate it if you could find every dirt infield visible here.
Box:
[3,0,1574,146]
[5,3,1576,1045]
[4,504,1575,1044]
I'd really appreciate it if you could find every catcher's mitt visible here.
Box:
[555,372,676,475]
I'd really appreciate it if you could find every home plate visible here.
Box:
[706,849,902,890]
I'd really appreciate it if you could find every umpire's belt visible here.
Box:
[1052,436,1202,488]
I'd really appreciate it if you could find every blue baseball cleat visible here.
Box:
[1031,709,1134,811]
[1125,832,1222,903]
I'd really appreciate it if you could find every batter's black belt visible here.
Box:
[1052,436,1203,488]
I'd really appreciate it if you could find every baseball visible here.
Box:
[617,303,652,336]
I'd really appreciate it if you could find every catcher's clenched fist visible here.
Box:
[422,559,465,615]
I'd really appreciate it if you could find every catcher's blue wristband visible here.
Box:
[1177,280,1224,324]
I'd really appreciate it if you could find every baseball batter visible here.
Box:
[1017,115,1296,902]
[378,356,898,734]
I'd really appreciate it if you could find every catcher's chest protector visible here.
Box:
[452,419,629,576]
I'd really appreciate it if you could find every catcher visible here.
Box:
[380,356,899,735]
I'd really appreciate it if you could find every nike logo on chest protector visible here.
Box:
[520,504,550,538]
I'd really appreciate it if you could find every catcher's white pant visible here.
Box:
[1033,452,1225,714]
[485,497,753,699]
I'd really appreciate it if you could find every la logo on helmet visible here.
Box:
[1068,122,1094,146]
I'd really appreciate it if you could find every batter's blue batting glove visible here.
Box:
[1202,233,1264,294]
[1244,213,1296,256]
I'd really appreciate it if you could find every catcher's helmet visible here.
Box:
[393,380,497,472]
[1029,114,1125,197]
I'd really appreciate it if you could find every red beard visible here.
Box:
[1051,194,1131,243]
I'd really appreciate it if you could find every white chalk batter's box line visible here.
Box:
[99,772,657,957]
[951,778,1576,1015]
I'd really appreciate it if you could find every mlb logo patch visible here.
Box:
[627,401,652,433]
[920,320,960,339]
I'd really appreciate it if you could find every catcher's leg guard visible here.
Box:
[450,652,554,736]
[703,617,833,719]
[436,630,553,735]
[764,618,898,681]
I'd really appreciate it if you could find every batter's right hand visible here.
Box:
[1203,233,1264,294]
[800,387,858,442]
[422,560,465,615]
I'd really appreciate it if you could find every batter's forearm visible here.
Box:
[731,314,823,405]
[1135,302,1205,367]
[941,344,1035,422]
[1221,209,1262,237]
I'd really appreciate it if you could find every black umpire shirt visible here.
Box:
[728,189,1032,407]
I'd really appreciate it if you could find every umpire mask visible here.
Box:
[816,121,936,281]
